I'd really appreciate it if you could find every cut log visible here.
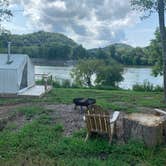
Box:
[123,113,165,147]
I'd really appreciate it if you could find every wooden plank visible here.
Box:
[94,116,97,131]
[85,114,110,118]
[104,117,107,132]
[84,105,120,143]
[154,108,166,115]
[99,114,102,132]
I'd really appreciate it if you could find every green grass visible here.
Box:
[0,88,166,165]
[16,106,45,119]
[1,88,165,112]
[0,110,166,166]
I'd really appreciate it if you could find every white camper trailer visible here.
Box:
[0,54,35,95]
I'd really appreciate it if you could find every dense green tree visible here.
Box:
[0,0,12,49]
[71,59,124,88]
[108,44,149,65]
[0,0,12,34]
[109,45,116,58]
[71,59,104,87]
[72,45,87,60]
[0,30,152,65]
[0,31,78,59]
[130,0,166,101]
[148,29,163,75]
[95,64,124,87]
[96,48,108,60]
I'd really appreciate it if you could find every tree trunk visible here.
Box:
[158,0,166,102]
[121,113,165,147]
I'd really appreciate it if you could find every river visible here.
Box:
[35,66,163,90]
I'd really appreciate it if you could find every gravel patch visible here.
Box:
[44,104,85,136]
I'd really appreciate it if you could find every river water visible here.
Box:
[35,66,163,89]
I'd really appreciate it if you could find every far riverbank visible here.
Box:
[31,58,76,66]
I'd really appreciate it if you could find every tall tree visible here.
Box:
[0,0,12,33]
[71,59,104,87]
[71,59,123,88]
[131,0,166,102]
[148,29,163,75]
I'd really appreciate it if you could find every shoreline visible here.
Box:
[31,58,152,68]
[31,58,76,67]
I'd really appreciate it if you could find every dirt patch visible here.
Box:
[0,103,86,135]
[44,104,85,136]
[0,103,32,119]
[0,102,126,137]
[44,104,125,137]
[0,103,35,131]
[0,102,159,139]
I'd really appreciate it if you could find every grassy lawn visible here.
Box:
[0,88,165,112]
[0,88,166,165]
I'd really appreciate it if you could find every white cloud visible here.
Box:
[48,1,66,10]
[10,0,140,48]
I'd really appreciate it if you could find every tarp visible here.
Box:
[0,54,35,94]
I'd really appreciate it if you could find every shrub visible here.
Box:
[52,80,62,88]
[154,85,164,92]
[95,64,124,87]
[52,79,77,88]
[132,81,163,92]
[36,77,53,85]
[61,79,71,88]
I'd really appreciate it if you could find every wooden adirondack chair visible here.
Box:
[83,105,120,143]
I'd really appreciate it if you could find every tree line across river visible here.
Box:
[0,30,161,68]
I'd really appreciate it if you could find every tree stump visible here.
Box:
[122,113,165,147]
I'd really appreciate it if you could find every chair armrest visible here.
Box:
[154,108,166,115]
[110,111,120,123]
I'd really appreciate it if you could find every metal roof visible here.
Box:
[0,54,28,70]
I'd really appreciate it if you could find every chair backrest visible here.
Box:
[85,105,110,134]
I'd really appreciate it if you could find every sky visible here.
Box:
[4,0,159,49]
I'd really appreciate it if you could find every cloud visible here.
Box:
[10,0,139,48]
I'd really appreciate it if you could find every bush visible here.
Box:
[61,79,71,88]
[132,81,163,92]
[35,79,44,85]
[36,77,53,85]
[95,64,124,87]
[52,80,62,88]
[154,85,164,92]
[52,79,80,88]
